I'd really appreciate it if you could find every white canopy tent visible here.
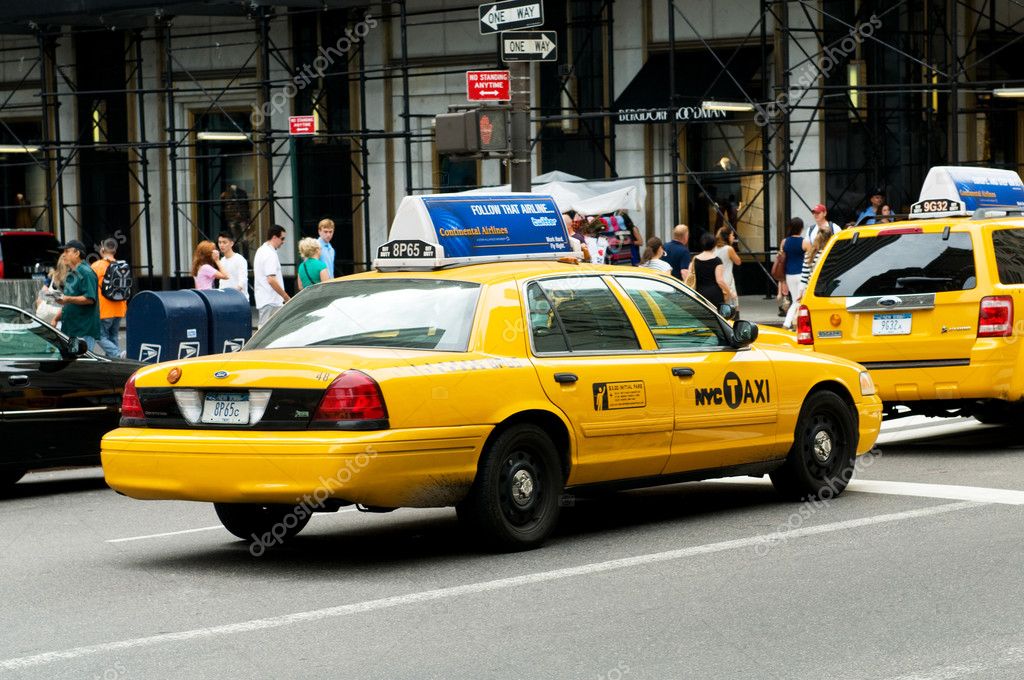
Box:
[454,170,648,231]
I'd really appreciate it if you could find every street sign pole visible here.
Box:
[509,61,531,192]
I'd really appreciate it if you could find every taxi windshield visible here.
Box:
[248,279,481,351]
[814,231,976,297]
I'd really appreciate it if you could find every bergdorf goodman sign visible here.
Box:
[616,107,729,124]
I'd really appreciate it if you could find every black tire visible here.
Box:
[213,503,312,544]
[770,391,857,501]
[0,468,26,491]
[456,423,563,552]
[972,401,1023,425]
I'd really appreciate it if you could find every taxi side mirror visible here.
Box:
[731,320,759,347]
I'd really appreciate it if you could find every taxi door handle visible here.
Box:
[553,373,578,384]
[8,375,29,387]
[671,367,695,378]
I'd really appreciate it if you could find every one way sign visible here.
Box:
[501,31,557,62]
[479,0,544,35]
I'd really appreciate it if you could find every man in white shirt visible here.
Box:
[807,203,842,242]
[253,225,290,328]
[216,231,249,301]
[317,218,335,278]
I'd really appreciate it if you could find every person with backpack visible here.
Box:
[91,237,131,358]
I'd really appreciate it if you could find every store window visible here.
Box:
[193,111,255,252]
[0,121,47,230]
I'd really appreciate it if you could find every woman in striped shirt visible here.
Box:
[783,224,833,330]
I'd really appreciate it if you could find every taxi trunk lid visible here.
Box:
[806,228,981,366]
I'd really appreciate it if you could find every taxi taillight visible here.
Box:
[120,374,145,423]
[978,296,1013,337]
[796,305,814,345]
[311,370,389,429]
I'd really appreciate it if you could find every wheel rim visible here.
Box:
[498,448,545,528]
[804,410,848,479]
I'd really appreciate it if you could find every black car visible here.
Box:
[0,303,138,489]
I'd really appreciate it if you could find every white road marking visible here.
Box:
[2,501,978,671]
[706,476,1024,506]
[876,415,994,445]
[105,507,359,544]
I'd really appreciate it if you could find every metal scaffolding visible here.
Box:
[0,0,1019,292]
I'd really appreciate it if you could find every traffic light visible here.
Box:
[435,108,509,155]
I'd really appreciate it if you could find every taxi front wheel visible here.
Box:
[214,503,312,545]
[770,391,856,501]
[456,423,563,552]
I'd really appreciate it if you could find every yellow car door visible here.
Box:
[525,275,674,486]
[611,275,780,474]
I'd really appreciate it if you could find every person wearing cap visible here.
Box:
[855,188,887,226]
[807,203,841,243]
[56,239,100,352]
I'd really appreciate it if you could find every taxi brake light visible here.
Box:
[978,296,1013,337]
[877,227,923,235]
[312,370,388,428]
[796,305,814,345]
[120,374,145,423]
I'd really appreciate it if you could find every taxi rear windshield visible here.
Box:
[813,232,975,297]
[248,279,480,351]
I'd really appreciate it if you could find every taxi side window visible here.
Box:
[615,276,727,349]
[527,277,640,353]
[991,229,1024,284]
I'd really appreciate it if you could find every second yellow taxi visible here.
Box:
[103,194,882,551]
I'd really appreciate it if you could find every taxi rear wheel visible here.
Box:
[214,503,312,544]
[770,391,856,501]
[457,424,562,552]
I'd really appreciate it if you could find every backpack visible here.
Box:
[101,259,133,301]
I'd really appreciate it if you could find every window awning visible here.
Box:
[612,46,767,124]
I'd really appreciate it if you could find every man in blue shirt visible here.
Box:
[662,224,692,280]
[855,188,886,226]
[317,218,335,277]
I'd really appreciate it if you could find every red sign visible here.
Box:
[466,70,511,101]
[289,115,317,135]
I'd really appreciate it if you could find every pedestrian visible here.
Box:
[714,226,742,311]
[779,217,805,318]
[691,231,731,309]
[55,240,100,351]
[855,188,886,226]
[784,222,833,330]
[807,204,841,242]
[191,240,229,290]
[216,231,249,300]
[253,224,290,328]
[90,237,129,358]
[317,218,336,278]
[567,211,591,261]
[296,237,330,291]
[663,224,692,281]
[639,237,672,274]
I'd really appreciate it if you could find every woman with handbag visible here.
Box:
[779,218,805,326]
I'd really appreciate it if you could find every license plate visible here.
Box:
[201,393,250,424]
[872,313,912,336]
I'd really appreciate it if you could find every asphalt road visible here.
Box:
[2,417,1022,680]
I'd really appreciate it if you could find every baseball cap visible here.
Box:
[870,186,885,197]
[59,239,88,255]
[811,204,826,214]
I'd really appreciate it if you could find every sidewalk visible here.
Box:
[737,294,787,328]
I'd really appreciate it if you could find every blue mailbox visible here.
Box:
[191,288,251,354]
[126,290,209,364]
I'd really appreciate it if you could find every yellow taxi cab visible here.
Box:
[102,194,881,551]
[798,166,1024,422]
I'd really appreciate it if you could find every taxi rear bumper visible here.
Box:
[865,353,1018,403]
[101,426,490,508]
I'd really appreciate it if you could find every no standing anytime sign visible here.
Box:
[466,70,511,101]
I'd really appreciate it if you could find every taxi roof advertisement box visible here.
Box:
[918,166,1024,211]
[376,194,569,270]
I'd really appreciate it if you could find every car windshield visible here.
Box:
[813,231,976,297]
[247,279,481,351]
